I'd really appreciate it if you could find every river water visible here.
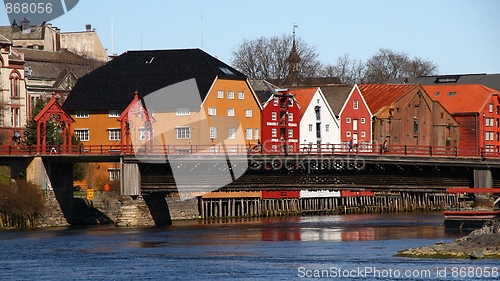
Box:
[0,213,498,280]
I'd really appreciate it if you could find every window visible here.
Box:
[346,117,351,124]
[288,112,293,122]
[308,124,313,132]
[10,72,20,97]
[108,168,120,180]
[486,117,494,127]
[288,99,294,107]
[75,111,89,118]
[210,127,217,139]
[176,108,190,116]
[227,91,234,99]
[75,129,90,141]
[361,131,366,138]
[288,129,293,138]
[254,128,259,140]
[217,90,223,99]
[108,128,121,140]
[274,97,279,106]
[108,110,122,117]
[228,127,236,139]
[271,128,277,138]
[448,92,456,96]
[238,91,244,99]
[10,108,20,127]
[489,103,494,113]
[434,92,440,97]
[486,131,494,141]
[208,107,216,116]
[317,99,320,104]
[246,128,252,140]
[176,127,191,139]
[272,145,277,152]
[245,109,252,117]
[353,100,359,110]
[272,112,277,121]
[325,124,330,132]
[361,118,366,124]
[139,128,152,140]
[346,131,351,138]
[227,108,235,117]
[413,120,419,135]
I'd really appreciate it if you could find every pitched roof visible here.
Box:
[63,49,247,111]
[423,84,500,113]
[288,87,319,118]
[250,80,280,105]
[17,48,104,80]
[359,84,418,115]
[0,24,44,41]
[387,73,500,93]
[319,84,354,116]
[0,34,11,45]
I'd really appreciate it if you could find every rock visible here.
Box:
[470,250,484,259]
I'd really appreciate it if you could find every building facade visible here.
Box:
[424,84,500,155]
[360,84,460,148]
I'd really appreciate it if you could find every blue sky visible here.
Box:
[1,0,499,75]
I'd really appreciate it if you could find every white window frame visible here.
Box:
[176,127,191,139]
[228,127,236,140]
[346,131,351,138]
[353,100,359,110]
[245,109,252,117]
[108,128,121,141]
[227,108,235,117]
[238,91,244,100]
[75,111,89,118]
[139,127,153,140]
[272,112,277,121]
[208,107,217,116]
[245,128,252,140]
[361,131,366,138]
[210,126,217,139]
[308,124,313,132]
[346,117,351,124]
[325,124,330,132]
[75,129,90,141]
[288,112,293,122]
[108,110,122,117]
[228,91,235,99]
[274,97,278,106]
[361,117,366,124]
[288,129,293,138]
[176,108,190,116]
[271,128,277,138]
[254,128,259,140]
[217,90,224,99]
[108,168,120,180]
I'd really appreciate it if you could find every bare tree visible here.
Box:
[231,34,322,80]
[322,53,367,84]
[364,48,438,83]
[322,49,439,84]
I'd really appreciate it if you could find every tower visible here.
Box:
[283,24,306,86]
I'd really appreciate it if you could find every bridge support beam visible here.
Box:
[473,168,494,209]
[120,159,140,196]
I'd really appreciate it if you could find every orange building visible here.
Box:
[63,49,261,185]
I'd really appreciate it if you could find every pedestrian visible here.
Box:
[349,139,353,152]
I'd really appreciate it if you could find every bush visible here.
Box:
[0,180,45,217]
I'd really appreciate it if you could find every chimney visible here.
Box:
[86,24,91,32]
[21,18,30,34]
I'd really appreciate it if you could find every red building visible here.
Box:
[424,84,500,155]
[253,81,300,153]
[322,84,372,150]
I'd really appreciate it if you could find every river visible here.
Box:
[0,213,498,280]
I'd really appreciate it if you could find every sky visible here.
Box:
[1,0,499,75]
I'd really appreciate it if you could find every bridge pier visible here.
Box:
[473,168,495,209]
[26,157,73,227]
[120,160,140,196]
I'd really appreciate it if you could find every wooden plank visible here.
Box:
[446,188,500,194]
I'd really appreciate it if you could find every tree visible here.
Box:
[24,99,62,146]
[364,48,438,83]
[322,48,439,84]
[322,53,367,84]
[231,34,322,80]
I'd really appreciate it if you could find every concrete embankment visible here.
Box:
[396,219,500,259]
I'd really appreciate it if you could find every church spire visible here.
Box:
[283,24,306,86]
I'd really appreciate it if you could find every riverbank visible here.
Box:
[396,218,500,258]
